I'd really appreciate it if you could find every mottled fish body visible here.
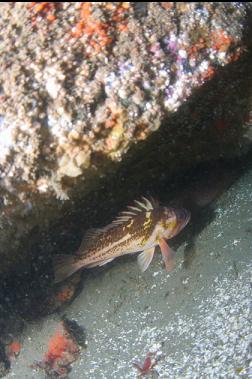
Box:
[54,197,190,283]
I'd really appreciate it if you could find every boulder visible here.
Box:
[0,2,252,275]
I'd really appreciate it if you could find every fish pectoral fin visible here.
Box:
[137,247,155,272]
[159,238,175,272]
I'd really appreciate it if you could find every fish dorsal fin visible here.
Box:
[77,197,159,253]
[112,197,158,226]
[134,196,157,211]
[76,221,119,254]
[76,227,106,255]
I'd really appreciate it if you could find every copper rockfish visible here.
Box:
[54,197,190,283]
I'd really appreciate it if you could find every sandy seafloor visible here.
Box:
[7,164,252,379]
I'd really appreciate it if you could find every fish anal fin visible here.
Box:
[98,257,115,266]
[85,257,115,268]
[159,238,175,272]
[137,247,155,272]
[53,254,82,283]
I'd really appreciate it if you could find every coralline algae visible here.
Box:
[0,2,251,199]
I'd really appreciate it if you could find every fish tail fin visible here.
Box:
[53,254,81,284]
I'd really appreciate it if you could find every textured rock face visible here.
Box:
[0,2,252,274]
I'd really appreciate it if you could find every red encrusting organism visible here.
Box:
[55,284,76,303]
[29,2,60,24]
[71,2,130,54]
[45,331,74,363]
[188,27,239,63]
[28,2,130,54]
[210,30,234,52]
[7,342,21,358]
[32,323,80,378]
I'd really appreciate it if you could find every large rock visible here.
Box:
[0,2,252,275]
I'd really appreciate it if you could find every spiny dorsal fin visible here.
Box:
[77,197,159,253]
[134,196,158,211]
[112,196,158,225]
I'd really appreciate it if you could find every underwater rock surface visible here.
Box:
[0,2,252,273]
[7,133,252,378]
